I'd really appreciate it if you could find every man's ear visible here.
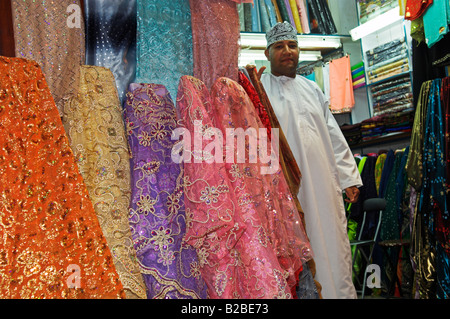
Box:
[264,48,270,61]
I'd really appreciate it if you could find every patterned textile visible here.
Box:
[265,21,298,48]
[124,82,208,299]
[0,56,125,299]
[136,0,193,99]
[189,0,241,89]
[176,75,312,299]
[405,0,433,20]
[62,65,147,299]
[11,0,85,115]
[84,0,137,104]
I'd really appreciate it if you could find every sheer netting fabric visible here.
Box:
[136,0,193,99]
[210,77,313,293]
[62,65,147,299]
[11,0,85,115]
[123,83,208,299]
[176,75,312,299]
[0,56,125,299]
[189,0,241,89]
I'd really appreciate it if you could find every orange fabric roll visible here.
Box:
[0,56,125,299]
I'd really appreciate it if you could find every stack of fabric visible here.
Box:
[371,74,414,116]
[340,123,362,146]
[357,0,399,24]
[366,38,410,85]
[358,109,414,142]
[352,61,366,90]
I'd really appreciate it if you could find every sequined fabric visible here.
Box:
[11,0,85,115]
[210,77,313,290]
[0,56,125,299]
[62,65,147,299]
[136,0,193,99]
[189,0,241,89]
[124,83,208,299]
[176,75,312,299]
[84,0,137,104]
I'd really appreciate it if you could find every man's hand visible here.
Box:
[344,186,360,203]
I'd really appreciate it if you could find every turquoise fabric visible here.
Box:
[136,0,193,99]
[423,0,450,47]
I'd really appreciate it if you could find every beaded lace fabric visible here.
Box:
[124,83,208,299]
[176,75,313,298]
[11,0,85,115]
[135,0,193,100]
[189,0,241,89]
[0,56,125,299]
[84,0,137,104]
[62,66,147,299]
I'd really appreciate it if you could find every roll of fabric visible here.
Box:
[276,0,290,22]
[296,0,310,33]
[123,82,208,299]
[244,3,253,31]
[289,0,303,33]
[11,0,85,115]
[251,0,262,32]
[189,0,241,89]
[283,0,297,28]
[264,0,279,26]
[259,0,271,32]
[84,0,137,104]
[136,0,193,99]
[177,75,301,299]
[0,56,125,299]
[62,65,147,299]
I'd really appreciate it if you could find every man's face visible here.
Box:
[264,40,299,78]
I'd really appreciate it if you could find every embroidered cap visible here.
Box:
[265,21,298,49]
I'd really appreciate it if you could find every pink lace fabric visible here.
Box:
[211,77,313,294]
[189,0,240,90]
[176,75,313,299]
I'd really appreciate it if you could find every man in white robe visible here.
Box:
[260,22,363,299]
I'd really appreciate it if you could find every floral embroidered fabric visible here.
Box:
[124,82,208,299]
[62,65,147,299]
[136,0,193,100]
[176,75,313,299]
[0,56,125,299]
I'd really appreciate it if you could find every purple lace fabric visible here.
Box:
[124,83,207,299]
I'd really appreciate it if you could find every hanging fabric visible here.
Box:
[189,0,241,89]
[0,56,125,299]
[123,82,208,299]
[62,65,147,299]
[84,0,137,104]
[11,0,85,115]
[136,0,193,99]
[329,55,355,114]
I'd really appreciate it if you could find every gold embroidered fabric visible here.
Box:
[62,65,147,299]
[0,56,125,299]
[11,0,85,115]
